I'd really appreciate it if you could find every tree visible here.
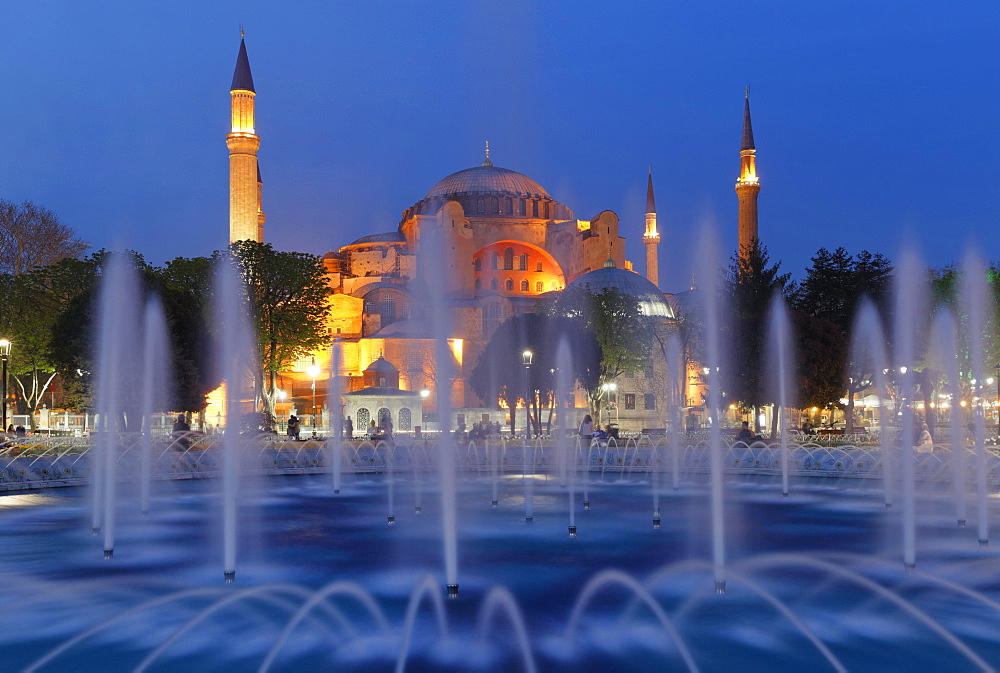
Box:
[153,256,223,417]
[724,240,792,428]
[0,200,88,276]
[792,247,893,430]
[469,313,600,436]
[546,285,652,420]
[221,241,331,420]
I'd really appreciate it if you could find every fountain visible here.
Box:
[1,244,1000,672]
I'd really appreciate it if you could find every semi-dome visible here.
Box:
[425,165,550,199]
[568,262,674,319]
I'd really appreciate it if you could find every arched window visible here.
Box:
[357,408,371,431]
[364,300,375,314]
[381,293,396,322]
[398,407,412,431]
[518,253,527,270]
[543,202,550,218]
[490,197,499,214]
[491,252,500,270]
[531,201,538,217]
[503,248,514,270]
[518,199,526,216]
[475,278,482,290]
[477,198,485,213]
[378,408,391,430]
[474,258,481,272]
[490,278,498,290]
[520,280,529,292]
[505,279,513,291]
[535,261,543,272]
[483,301,507,336]
[551,281,558,290]
[535,281,543,292]
[504,198,513,215]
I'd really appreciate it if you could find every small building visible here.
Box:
[343,357,423,436]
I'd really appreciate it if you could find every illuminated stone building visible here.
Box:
[228,38,754,432]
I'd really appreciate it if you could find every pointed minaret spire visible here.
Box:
[642,166,660,287]
[482,140,493,167]
[735,87,760,259]
[741,86,755,151]
[228,34,263,243]
[231,35,255,93]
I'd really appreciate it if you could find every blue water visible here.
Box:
[0,472,998,672]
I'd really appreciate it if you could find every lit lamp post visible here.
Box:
[0,339,10,432]
[306,359,320,437]
[599,382,617,428]
[276,389,286,433]
[522,350,532,441]
[994,364,1000,429]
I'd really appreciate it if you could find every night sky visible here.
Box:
[2,1,997,291]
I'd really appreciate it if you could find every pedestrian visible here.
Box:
[287,415,300,441]
[345,416,353,439]
[579,414,593,438]
[172,413,191,451]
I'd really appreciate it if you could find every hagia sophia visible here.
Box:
[224,37,760,434]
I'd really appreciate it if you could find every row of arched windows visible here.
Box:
[474,278,550,292]
[475,197,550,219]
[474,249,545,272]
[356,407,413,432]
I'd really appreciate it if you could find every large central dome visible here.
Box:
[425,165,550,199]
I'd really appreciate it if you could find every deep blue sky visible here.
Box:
[2,1,997,291]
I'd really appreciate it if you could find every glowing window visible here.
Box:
[535,281,543,292]
[398,408,412,431]
[357,408,371,430]
[519,280,528,291]
[535,261,543,272]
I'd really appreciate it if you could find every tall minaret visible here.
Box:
[642,166,660,286]
[735,87,759,258]
[227,32,264,243]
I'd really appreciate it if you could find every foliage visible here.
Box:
[792,246,893,430]
[469,313,600,435]
[723,240,792,416]
[0,200,88,276]
[220,241,332,416]
[546,285,653,416]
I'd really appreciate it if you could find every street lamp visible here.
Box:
[0,339,10,431]
[306,359,321,437]
[522,351,532,440]
[599,381,617,427]
[276,389,287,432]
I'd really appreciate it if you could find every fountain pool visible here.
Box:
[1,466,999,672]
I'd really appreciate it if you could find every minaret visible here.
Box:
[642,166,660,286]
[735,87,759,258]
[227,32,264,243]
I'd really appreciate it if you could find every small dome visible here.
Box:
[364,356,398,374]
[425,165,550,199]
[568,267,674,319]
[347,231,405,246]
